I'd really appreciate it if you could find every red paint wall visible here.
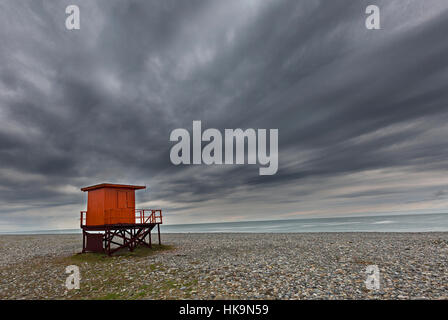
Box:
[86,187,136,225]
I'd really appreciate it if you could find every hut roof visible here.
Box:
[81,183,146,192]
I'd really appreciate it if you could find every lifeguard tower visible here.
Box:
[80,183,162,255]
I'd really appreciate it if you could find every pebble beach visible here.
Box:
[0,233,447,300]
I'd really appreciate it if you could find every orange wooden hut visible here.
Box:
[80,183,162,255]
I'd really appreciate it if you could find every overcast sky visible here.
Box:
[1,0,448,231]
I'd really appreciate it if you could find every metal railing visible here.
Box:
[80,209,162,226]
[135,209,163,224]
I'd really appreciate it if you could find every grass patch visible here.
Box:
[352,257,374,265]
[69,252,110,263]
[131,291,147,299]
[116,244,174,258]
[163,279,178,289]
[97,293,124,300]
[66,244,174,263]
[59,244,181,300]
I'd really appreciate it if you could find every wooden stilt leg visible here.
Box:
[130,229,134,252]
[103,232,106,252]
[158,224,161,245]
[82,229,85,253]
[107,230,111,256]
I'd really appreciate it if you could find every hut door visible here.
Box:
[126,191,133,208]
[117,191,127,208]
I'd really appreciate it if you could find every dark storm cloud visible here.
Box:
[1,0,448,229]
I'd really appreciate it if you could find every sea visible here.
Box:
[2,212,448,234]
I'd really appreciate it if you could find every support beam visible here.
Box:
[81,223,161,255]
